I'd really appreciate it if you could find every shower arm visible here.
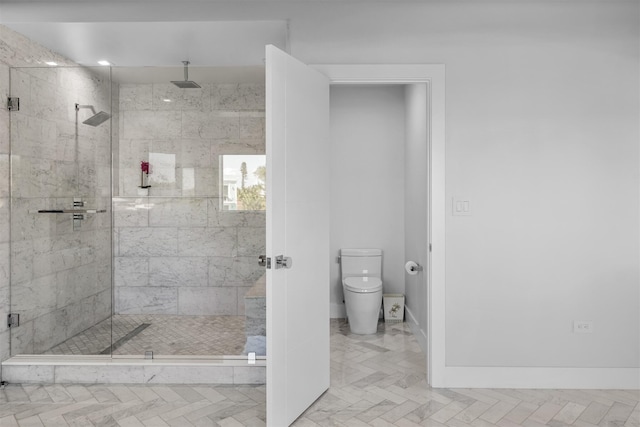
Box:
[183,61,190,81]
[75,104,97,115]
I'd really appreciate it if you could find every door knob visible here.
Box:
[275,255,292,269]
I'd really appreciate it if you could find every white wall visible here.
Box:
[329,85,405,317]
[404,84,429,348]
[308,1,639,372]
[2,0,638,383]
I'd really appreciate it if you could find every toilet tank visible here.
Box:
[340,248,382,278]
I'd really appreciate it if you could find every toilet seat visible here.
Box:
[343,277,382,293]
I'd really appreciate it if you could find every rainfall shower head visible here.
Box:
[75,104,111,126]
[171,61,201,89]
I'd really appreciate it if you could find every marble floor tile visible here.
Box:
[1,320,638,426]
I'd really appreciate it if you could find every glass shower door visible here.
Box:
[9,65,113,356]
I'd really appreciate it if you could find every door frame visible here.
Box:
[311,64,446,386]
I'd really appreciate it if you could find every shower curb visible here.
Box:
[1,356,265,385]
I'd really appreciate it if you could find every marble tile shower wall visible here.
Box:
[0,25,113,358]
[114,83,266,316]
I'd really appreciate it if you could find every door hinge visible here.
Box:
[429,243,432,252]
[7,313,19,328]
[7,97,19,111]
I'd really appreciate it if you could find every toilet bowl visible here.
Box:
[343,276,383,334]
[340,248,384,334]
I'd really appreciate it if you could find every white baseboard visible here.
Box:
[405,307,428,355]
[433,366,640,390]
[330,302,346,319]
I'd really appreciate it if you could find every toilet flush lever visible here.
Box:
[275,255,292,269]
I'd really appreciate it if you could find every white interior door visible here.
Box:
[265,45,331,426]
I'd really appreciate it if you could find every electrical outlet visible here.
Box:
[573,320,593,334]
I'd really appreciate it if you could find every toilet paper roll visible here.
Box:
[405,261,419,275]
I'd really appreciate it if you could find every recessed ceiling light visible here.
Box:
[98,60,111,66]
[163,98,172,103]
[45,61,58,66]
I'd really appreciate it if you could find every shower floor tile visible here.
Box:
[45,314,246,356]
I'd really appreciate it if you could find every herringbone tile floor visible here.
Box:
[1,320,638,426]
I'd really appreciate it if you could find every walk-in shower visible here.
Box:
[75,103,111,126]
[3,63,267,385]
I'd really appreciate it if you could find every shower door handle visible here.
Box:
[258,255,270,269]
[275,255,292,269]
[258,255,292,269]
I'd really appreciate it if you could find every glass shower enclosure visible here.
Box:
[9,65,113,356]
[8,64,267,359]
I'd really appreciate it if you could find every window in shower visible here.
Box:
[220,155,266,211]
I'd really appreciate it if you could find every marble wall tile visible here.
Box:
[0,329,9,369]
[11,114,57,159]
[0,63,8,153]
[10,319,34,354]
[208,256,265,286]
[0,155,7,198]
[148,197,207,227]
[237,227,266,257]
[119,84,153,111]
[33,307,69,353]
[55,365,146,384]
[208,198,265,227]
[33,239,95,280]
[93,289,112,324]
[208,257,236,285]
[11,274,58,322]
[0,242,8,291]
[55,262,99,308]
[116,286,177,314]
[211,139,265,157]
[119,227,178,257]
[149,257,208,287]
[182,111,239,139]
[177,287,237,315]
[211,84,265,111]
[180,138,212,168]
[0,197,9,242]
[233,366,266,385]
[10,239,34,284]
[10,198,54,242]
[152,83,212,111]
[192,167,217,197]
[236,286,252,316]
[1,365,55,384]
[0,265,9,335]
[113,197,150,227]
[178,227,237,257]
[239,116,265,140]
[115,257,149,287]
[122,110,181,139]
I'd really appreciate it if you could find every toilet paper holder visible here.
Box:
[405,261,423,275]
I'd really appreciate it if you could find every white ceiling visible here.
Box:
[3,21,288,68]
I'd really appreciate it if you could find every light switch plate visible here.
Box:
[452,198,472,216]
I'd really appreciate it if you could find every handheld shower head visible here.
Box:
[171,61,201,89]
[75,104,111,127]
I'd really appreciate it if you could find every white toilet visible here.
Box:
[341,248,383,334]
